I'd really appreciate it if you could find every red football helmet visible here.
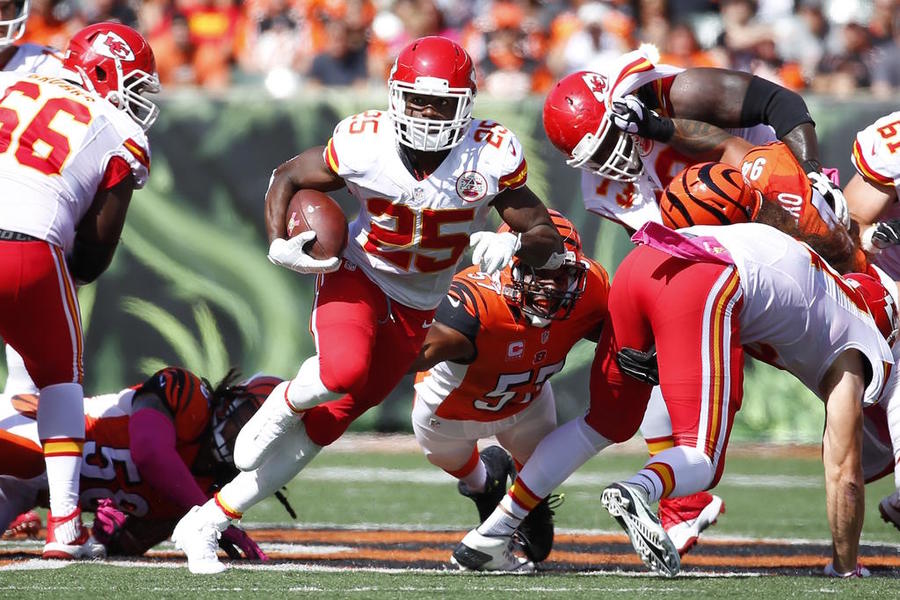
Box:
[660,162,763,229]
[0,0,27,48]
[500,210,588,325]
[388,36,476,152]
[543,70,642,182]
[62,22,160,131]
[210,373,283,467]
[844,272,900,347]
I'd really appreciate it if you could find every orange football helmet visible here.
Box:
[661,162,763,229]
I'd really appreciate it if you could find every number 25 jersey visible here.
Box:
[0,72,150,252]
[324,111,529,310]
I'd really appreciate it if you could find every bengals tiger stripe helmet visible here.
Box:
[844,272,900,346]
[661,162,763,229]
[499,210,588,324]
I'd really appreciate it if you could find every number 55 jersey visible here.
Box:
[324,110,528,310]
[0,71,150,252]
[414,262,609,422]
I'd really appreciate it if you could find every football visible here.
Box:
[285,189,349,260]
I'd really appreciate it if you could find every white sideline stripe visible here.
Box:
[300,466,822,488]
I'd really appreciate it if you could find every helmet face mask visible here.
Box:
[388,37,476,153]
[0,0,27,49]
[500,209,587,326]
[63,23,161,131]
[544,70,644,182]
[506,260,588,325]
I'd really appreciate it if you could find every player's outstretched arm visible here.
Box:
[68,172,135,284]
[492,185,564,269]
[845,173,899,253]
[819,349,866,575]
[264,146,346,243]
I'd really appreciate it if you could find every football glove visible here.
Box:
[91,498,127,547]
[807,170,850,230]
[616,347,659,386]
[611,95,675,142]
[863,220,900,252]
[470,230,521,275]
[823,562,870,578]
[267,232,340,275]
[219,525,269,561]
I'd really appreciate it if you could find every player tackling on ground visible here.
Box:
[172,36,564,574]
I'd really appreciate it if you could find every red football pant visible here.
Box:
[0,241,83,387]
[303,262,434,447]
[587,245,744,487]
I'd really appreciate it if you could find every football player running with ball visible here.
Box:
[410,210,608,571]
[173,36,565,574]
[0,22,158,559]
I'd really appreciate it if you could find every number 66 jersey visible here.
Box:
[0,71,150,252]
[324,110,529,310]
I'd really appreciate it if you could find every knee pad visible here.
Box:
[318,350,369,395]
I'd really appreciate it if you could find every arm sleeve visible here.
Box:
[128,408,209,511]
[435,280,482,346]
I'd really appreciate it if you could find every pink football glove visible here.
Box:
[219,525,268,561]
[91,498,128,546]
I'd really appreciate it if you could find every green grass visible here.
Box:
[1,441,897,599]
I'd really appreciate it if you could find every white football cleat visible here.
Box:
[233,386,304,471]
[451,529,535,572]
[879,491,900,532]
[173,505,227,574]
[659,491,724,555]
[602,482,680,577]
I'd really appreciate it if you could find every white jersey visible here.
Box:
[577,48,776,231]
[3,43,64,76]
[851,111,900,280]
[682,223,893,405]
[0,72,150,252]
[582,124,776,231]
[324,110,528,309]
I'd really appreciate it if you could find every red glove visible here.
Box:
[219,525,268,561]
[91,498,128,547]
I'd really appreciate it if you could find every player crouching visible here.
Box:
[410,211,609,571]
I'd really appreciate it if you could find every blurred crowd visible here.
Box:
[25,0,900,98]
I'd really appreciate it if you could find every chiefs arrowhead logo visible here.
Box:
[582,72,608,102]
[91,32,135,62]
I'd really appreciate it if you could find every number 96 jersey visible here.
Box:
[324,110,529,310]
[0,72,150,252]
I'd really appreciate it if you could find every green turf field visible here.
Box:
[1,439,898,598]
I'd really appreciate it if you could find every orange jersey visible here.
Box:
[739,142,833,237]
[415,261,609,422]
[1,367,214,519]
[81,367,213,519]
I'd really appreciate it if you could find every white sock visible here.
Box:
[627,446,715,503]
[218,423,322,516]
[37,383,84,517]
[3,344,37,395]
[459,458,487,493]
[512,416,610,500]
[478,417,611,537]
